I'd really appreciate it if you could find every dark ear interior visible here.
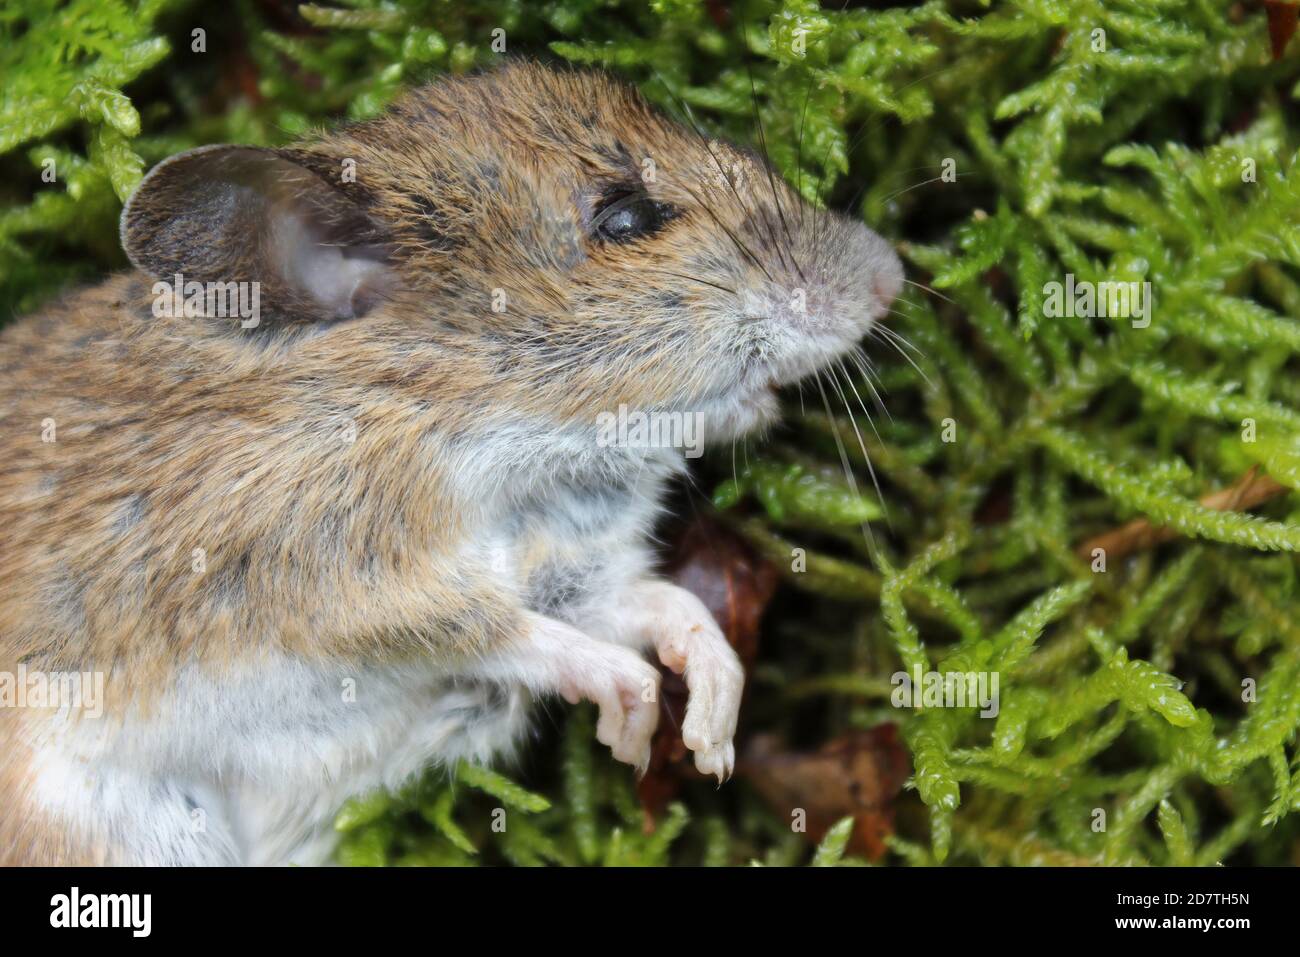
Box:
[120,145,394,324]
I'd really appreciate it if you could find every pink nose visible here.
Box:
[872,264,903,313]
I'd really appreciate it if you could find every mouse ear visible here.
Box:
[120,145,395,326]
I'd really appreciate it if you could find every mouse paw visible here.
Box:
[629,581,744,782]
[485,614,663,773]
[557,641,662,773]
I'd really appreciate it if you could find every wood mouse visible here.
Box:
[0,62,902,865]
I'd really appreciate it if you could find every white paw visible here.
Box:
[558,642,662,772]
[635,583,744,782]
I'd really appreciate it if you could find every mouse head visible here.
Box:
[121,62,901,446]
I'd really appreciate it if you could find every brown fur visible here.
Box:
[0,710,101,865]
[0,62,884,863]
[0,63,810,700]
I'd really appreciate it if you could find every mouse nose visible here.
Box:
[869,243,904,318]
[837,215,903,319]
[873,270,902,314]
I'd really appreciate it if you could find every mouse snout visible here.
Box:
[808,215,904,334]
[868,236,905,319]
[736,212,904,391]
[839,216,903,322]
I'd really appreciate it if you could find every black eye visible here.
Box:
[591,191,674,243]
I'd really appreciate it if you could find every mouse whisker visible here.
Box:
[878,173,966,205]
[837,357,891,437]
[889,294,924,311]
[648,63,786,281]
[738,10,803,281]
[679,181,775,283]
[874,320,925,359]
[815,368,886,545]
[846,350,893,421]
[795,70,817,228]
[871,322,934,388]
[642,269,737,296]
[901,277,959,307]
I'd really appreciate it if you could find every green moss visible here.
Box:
[5,0,1300,865]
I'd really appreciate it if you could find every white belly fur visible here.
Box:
[29,655,531,864]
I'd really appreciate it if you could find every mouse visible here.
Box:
[0,61,903,865]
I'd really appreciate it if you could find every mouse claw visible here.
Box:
[687,729,737,785]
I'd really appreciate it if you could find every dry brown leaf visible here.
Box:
[1265,1,1300,60]
[739,727,911,861]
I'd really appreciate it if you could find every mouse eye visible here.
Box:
[591,191,674,243]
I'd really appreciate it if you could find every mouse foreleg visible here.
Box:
[585,580,743,781]
[472,612,663,771]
